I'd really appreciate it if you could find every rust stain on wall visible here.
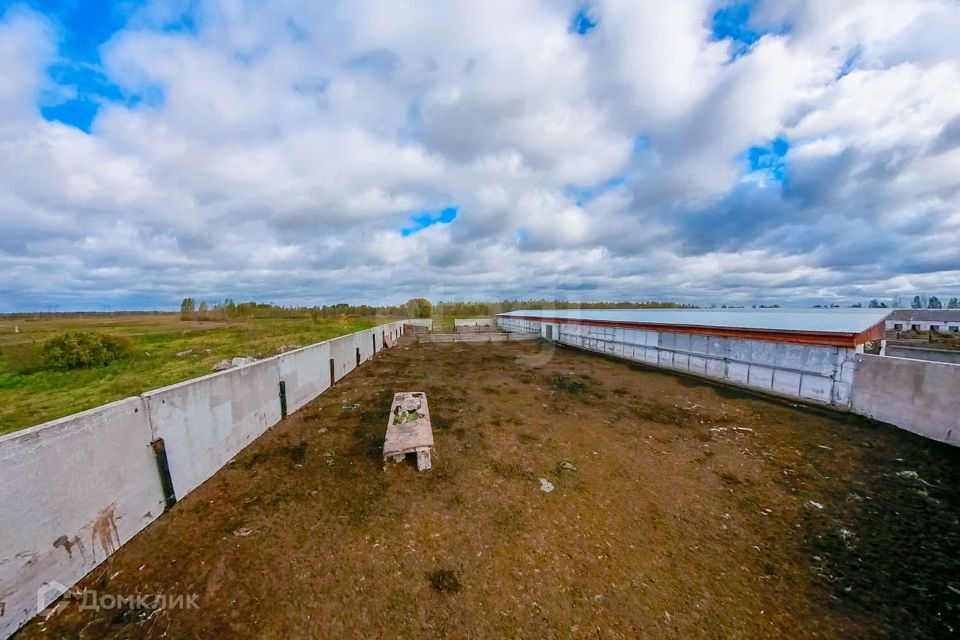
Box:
[91,503,120,558]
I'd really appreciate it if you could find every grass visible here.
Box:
[0,313,400,435]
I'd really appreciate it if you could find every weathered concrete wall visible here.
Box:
[0,398,165,638]
[0,320,409,640]
[454,319,494,331]
[884,345,960,365]
[144,358,283,499]
[278,341,331,415]
[851,354,960,446]
[499,317,855,407]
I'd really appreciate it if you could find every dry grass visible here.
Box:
[21,339,960,639]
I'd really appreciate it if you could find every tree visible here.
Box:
[224,298,238,317]
[912,295,924,309]
[180,297,195,319]
[198,301,209,319]
[948,298,960,309]
[404,298,432,318]
[928,296,943,309]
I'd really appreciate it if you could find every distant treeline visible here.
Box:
[177,297,694,321]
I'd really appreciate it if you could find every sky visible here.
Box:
[1,0,960,311]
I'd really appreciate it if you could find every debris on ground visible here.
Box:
[893,470,936,486]
[558,461,577,472]
[211,356,257,372]
[539,478,555,493]
[233,528,253,537]
[175,349,195,358]
[341,401,360,410]
[427,568,461,594]
[807,501,824,510]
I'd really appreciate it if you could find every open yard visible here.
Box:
[19,338,960,639]
[0,313,400,435]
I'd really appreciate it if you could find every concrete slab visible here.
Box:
[144,358,282,498]
[0,398,164,639]
[383,392,434,471]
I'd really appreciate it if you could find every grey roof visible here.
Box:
[888,309,960,322]
[498,308,891,335]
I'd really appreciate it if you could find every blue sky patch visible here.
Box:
[747,136,789,181]
[401,206,458,236]
[569,7,597,35]
[711,2,790,59]
[564,175,626,206]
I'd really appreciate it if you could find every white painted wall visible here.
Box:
[0,398,165,639]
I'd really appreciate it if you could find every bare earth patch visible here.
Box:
[20,340,960,639]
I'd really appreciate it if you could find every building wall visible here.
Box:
[498,316,857,407]
[885,319,960,333]
[0,320,408,640]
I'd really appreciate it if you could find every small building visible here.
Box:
[498,308,890,407]
[885,309,960,334]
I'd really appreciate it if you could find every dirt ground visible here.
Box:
[20,339,960,639]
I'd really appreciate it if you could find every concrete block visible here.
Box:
[660,332,676,350]
[833,381,853,406]
[728,339,751,362]
[776,343,807,371]
[689,335,708,355]
[747,365,774,390]
[799,374,833,403]
[772,370,802,396]
[674,333,691,352]
[658,350,674,368]
[727,362,750,384]
[673,353,690,371]
[688,355,707,374]
[144,358,282,498]
[802,346,838,376]
[0,398,164,640]
[278,341,331,415]
[705,358,726,378]
[749,340,778,366]
[707,337,727,358]
[644,348,659,364]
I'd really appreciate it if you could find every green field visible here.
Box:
[0,313,401,436]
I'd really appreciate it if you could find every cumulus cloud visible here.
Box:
[1,0,959,311]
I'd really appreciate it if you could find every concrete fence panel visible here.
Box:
[143,358,282,499]
[851,354,960,445]
[0,398,164,638]
[329,334,358,382]
[278,342,332,415]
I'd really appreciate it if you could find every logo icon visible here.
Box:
[36,580,68,615]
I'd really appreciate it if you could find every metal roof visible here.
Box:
[498,308,892,335]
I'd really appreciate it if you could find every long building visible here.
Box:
[885,309,960,333]
[498,308,890,407]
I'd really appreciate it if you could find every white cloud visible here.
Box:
[1,0,960,310]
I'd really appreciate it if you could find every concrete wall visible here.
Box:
[0,320,407,640]
[0,398,165,638]
[278,341,332,414]
[851,354,960,446]
[145,358,283,498]
[884,345,960,365]
[454,319,494,331]
[498,316,856,407]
